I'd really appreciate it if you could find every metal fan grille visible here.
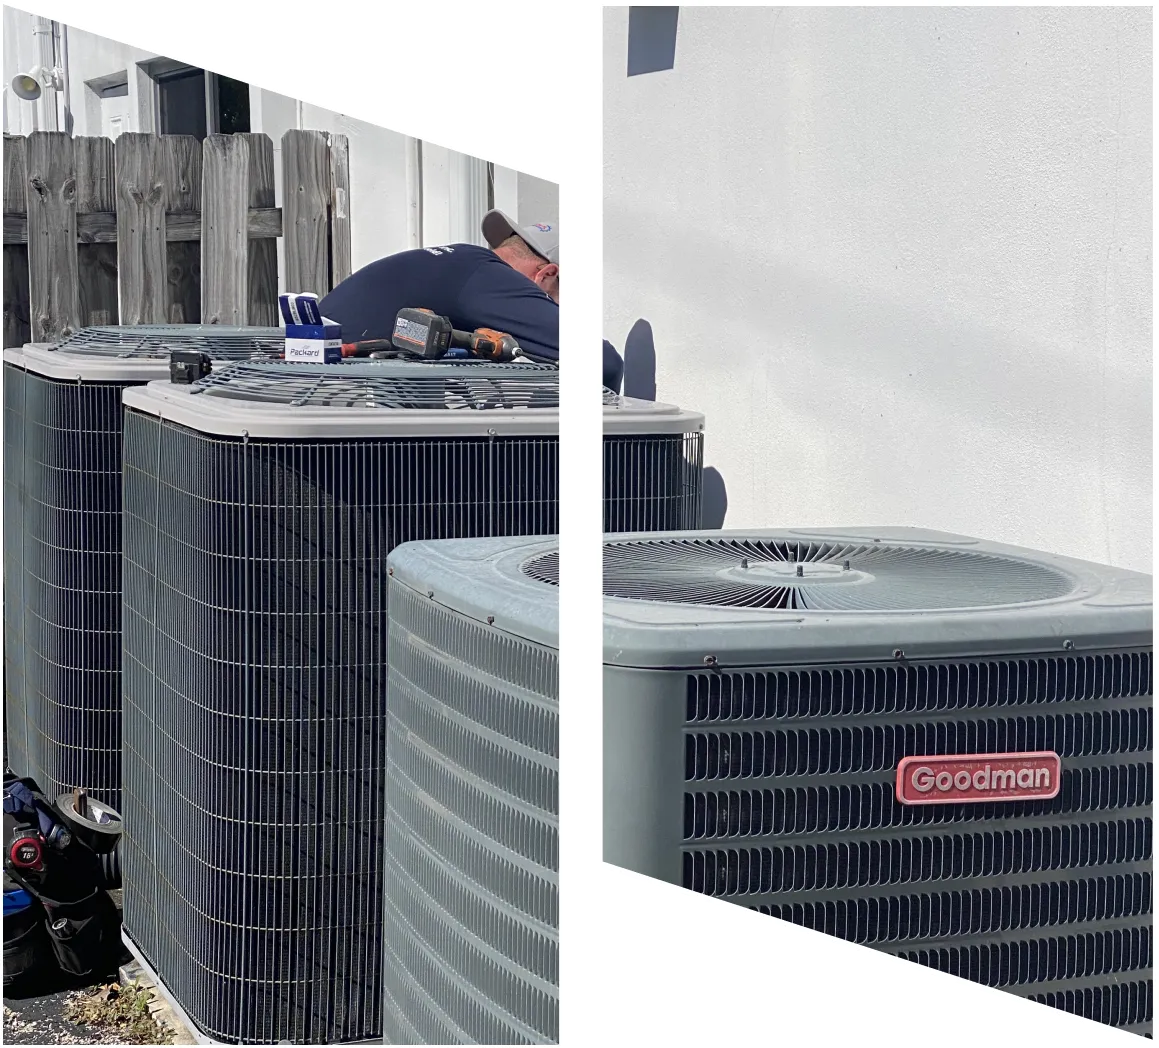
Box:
[601,538,1078,611]
[383,581,558,1044]
[682,650,1153,1037]
[3,366,124,806]
[523,551,560,587]
[119,412,562,1044]
[192,360,561,410]
[52,324,285,358]
[3,365,28,779]
[604,432,703,533]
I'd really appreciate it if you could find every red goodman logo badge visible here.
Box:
[895,752,1061,806]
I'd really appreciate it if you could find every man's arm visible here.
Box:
[456,257,559,362]
[603,341,624,393]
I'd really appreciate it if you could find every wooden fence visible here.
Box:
[2,129,351,347]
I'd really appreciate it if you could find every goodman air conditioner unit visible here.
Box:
[603,390,703,533]
[2,325,284,808]
[383,535,559,1045]
[120,362,567,1044]
[600,528,1153,1038]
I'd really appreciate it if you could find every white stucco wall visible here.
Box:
[517,170,559,229]
[3,9,155,135]
[248,91,413,284]
[604,6,1152,573]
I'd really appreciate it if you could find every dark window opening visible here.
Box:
[156,67,251,140]
[157,69,207,139]
[216,75,250,135]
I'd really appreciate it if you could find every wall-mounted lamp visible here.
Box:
[10,64,64,102]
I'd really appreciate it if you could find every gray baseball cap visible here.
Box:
[482,209,559,265]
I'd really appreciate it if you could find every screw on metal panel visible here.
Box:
[427,590,434,598]
[796,564,804,577]
[843,559,851,570]
[1063,639,1074,650]
[740,558,748,569]
[703,655,718,667]
[387,567,393,576]
[893,649,905,660]
[487,616,495,625]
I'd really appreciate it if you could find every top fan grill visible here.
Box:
[524,550,561,586]
[189,359,561,410]
[593,538,1080,611]
[49,324,285,358]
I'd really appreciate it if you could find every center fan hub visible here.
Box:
[715,560,874,586]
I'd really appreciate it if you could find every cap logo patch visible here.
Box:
[532,224,552,232]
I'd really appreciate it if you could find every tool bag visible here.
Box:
[3,871,49,985]
[3,776,120,980]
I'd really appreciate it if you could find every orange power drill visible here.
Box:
[342,308,523,362]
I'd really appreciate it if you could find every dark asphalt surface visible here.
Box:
[3,890,130,1045]
[3,966,112,1045]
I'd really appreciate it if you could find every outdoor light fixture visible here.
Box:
[10,64,63,102]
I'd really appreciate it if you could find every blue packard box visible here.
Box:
[281,292,342,363]
[284,321,342,363]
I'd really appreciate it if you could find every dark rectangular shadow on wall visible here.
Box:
[627,7,679,76]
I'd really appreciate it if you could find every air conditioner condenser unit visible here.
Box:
[119,361,570,1044]
[383,535,560,1045]
[2,325,284,809]
[601,528,1153,1037]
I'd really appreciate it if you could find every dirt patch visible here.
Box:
[59,981,174,1045]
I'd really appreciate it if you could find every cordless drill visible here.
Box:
[342,308,523,362]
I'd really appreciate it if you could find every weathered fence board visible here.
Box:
[245,134,278,327]
[163,136,201,323]
[26,132,80,342]
[116,133,168,325]
[3,135,30,347]
[202,135,249,325]
[2,129,348,345]
[75,136,118,326]
[329,134,352,287]
[282,130,332,297]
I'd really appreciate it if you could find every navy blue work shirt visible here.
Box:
[319,243,558,363]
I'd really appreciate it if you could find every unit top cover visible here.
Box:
[5,326,286,381]
[587,528,1151,668]
[601,390,704,436]
[120,357,566,437]
[387,535,560,651]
